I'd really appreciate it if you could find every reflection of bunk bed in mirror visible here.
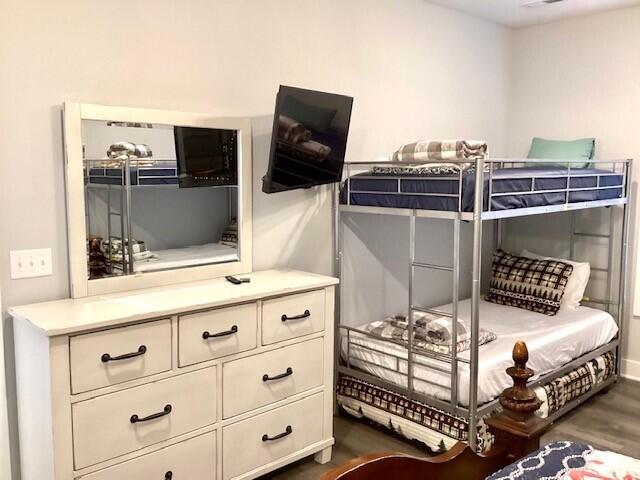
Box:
[86,159,179,186]
[334,157,632,453]
[84,157,238,279]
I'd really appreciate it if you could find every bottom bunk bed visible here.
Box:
[338,299,618,452]
[132,242,239,273]
[325,341,638,480]
[104,241,239,274]
[338,350,614,453]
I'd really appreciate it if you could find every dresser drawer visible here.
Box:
[80,432,216,480]
[261,290,325,345]
[222,337,323,419]
[70,319,172,394]
[72,367,217,469]
[223,393,324,480]
[179,303,257,367]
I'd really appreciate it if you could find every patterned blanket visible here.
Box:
[392,139,488,162]
[371,162,487,176]
[107,142,153,160]
[278,114,312,144]
[96,142,154,167]
[364,311,497,355]
[370,139,487,175]
[487,441,640,479]
[220,218,238,247]
[337,376,495,452]
[338,352,616,455]
[534,351,614,417]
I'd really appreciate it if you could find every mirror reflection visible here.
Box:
[83,120,239,280]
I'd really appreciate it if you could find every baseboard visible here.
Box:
[621,358,640,382]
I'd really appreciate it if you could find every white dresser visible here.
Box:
[10,269,337,480]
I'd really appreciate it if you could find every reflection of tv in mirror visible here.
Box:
[262,86,353,193]
[175,126,238,188]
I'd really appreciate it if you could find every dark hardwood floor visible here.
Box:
[540,379,640,456]
[264,379,640,479]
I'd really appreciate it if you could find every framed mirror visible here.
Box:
[63,103,252,298]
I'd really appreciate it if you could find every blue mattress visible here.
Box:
[340,167,623,212]
[86,164,178,186]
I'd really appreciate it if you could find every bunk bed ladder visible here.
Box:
[569,210,616,315]
[568,165,632,380]
[408,213,462,416]
[85,167,126,275]
[407,159,484,451]
[105,183,126,275]
[407,159,484,452]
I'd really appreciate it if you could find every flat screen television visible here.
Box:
[175,126,238,188]
[262,86,353,193]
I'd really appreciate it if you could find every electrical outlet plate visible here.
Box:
[10,248,53,279]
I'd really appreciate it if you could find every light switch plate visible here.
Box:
[10,248,53,279]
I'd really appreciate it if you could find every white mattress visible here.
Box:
[341,299,618,406]
[134,242,238,273]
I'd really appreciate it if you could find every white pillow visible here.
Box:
[521,249,590,310]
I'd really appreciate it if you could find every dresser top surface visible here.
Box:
[9,269,338,337]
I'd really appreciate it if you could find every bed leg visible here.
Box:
[315,446,333,465]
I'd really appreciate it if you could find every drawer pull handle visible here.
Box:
[262,425,293,442]
[262,367,293,382]
[130,404,172,424]
[102,345,147,363]
[281,310,310,322]
[202,325,238,340]
[165,472,173,480]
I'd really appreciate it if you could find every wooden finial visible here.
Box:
[500,341,542,421]
[485,340,549,460]
[512,340,528,369]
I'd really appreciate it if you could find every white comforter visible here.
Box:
[341,299,618,405]
[134,242,238,273]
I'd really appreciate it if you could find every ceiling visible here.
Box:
[428,0,640,27]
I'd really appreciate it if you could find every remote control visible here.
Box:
[225,275,250,285]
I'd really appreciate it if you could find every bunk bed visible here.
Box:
[84,158,238,276]
[86,160,179,186]
[333,157,632,452]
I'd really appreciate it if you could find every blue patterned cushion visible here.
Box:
[487,442,592,479]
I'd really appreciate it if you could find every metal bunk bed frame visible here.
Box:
[85,157,238,276]
[333,157,632,451]
[85,157,135,275]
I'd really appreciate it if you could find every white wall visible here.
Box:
[507,6,640,379]
[0,1,510,477]
[341,215,496,330]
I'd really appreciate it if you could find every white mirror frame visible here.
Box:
[63,102,253,298]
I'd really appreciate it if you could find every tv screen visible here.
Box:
[175,126,238,188]
[262,86,353,193]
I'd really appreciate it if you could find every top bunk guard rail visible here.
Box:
[340,157,631,221]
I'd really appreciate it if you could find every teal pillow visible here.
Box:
[527,137,595,168]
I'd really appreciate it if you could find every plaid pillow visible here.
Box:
[485,249,573,316]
